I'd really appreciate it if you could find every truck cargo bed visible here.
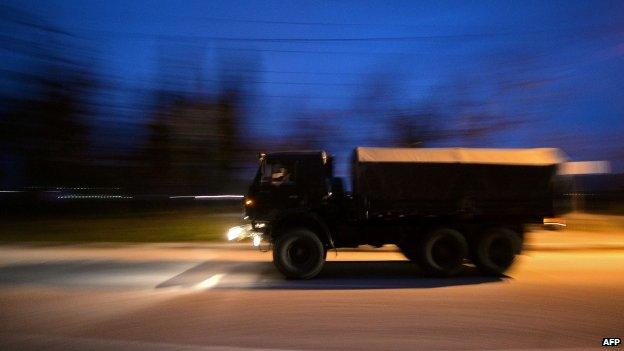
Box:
[352,147,564,220]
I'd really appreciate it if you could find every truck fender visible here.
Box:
[270,211,335,250]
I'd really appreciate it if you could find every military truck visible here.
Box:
[229,147,565,279]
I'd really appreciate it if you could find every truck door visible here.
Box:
[258,159,301,211]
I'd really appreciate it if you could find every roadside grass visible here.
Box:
[2,209,624,243]
[0,210,243,242]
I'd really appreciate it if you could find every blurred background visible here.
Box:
[1,0,623,241]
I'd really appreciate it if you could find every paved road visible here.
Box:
[1,233,623,350]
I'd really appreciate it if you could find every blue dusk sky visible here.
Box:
[2,0,624,174]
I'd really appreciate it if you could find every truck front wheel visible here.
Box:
[417,228,468,277]
[472,227,521,276]
[273,229,325,279]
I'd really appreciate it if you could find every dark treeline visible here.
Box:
[0,10,255,194]
[4,7,616,200]
[0,12,457,195]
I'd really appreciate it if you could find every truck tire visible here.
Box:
[417,228,468,277]
[273,229,325,279]
[472,227,521,276]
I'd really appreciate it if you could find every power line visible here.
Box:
[72,26,623,44]
[4,4,622,50]
[206,78,364,87]
[0,4,74,37]
[208,45,421,56]
[77,30,495,42]
[186,16,453,28]
[219,68,363,76]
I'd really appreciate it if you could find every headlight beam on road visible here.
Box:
[194,273,225,290]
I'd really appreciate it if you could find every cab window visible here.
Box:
[261,161,296,186]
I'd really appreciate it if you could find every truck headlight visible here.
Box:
[227,226,245,241]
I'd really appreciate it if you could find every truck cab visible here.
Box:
[245,151,334,223]
[233,151,349,279]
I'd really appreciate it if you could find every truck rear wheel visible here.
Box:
[273,229,325,279]
[472,227,521,276]
[417,228,468,276]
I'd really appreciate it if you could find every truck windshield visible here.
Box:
[260,160,296,186]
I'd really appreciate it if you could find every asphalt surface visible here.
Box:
[1,231,624,350]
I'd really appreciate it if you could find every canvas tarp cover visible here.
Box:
[356,147,565,166]
[352,147,563,217]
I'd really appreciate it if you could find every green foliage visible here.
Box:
[0,210,242,242]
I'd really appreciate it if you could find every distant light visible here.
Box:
[558,161,610,175]
[169,194,244,200]
[196,195,244,200]
[543,217,566,227]
[56,195,133,199]
[245,198,254,206]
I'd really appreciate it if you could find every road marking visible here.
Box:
[195,273,225,290]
